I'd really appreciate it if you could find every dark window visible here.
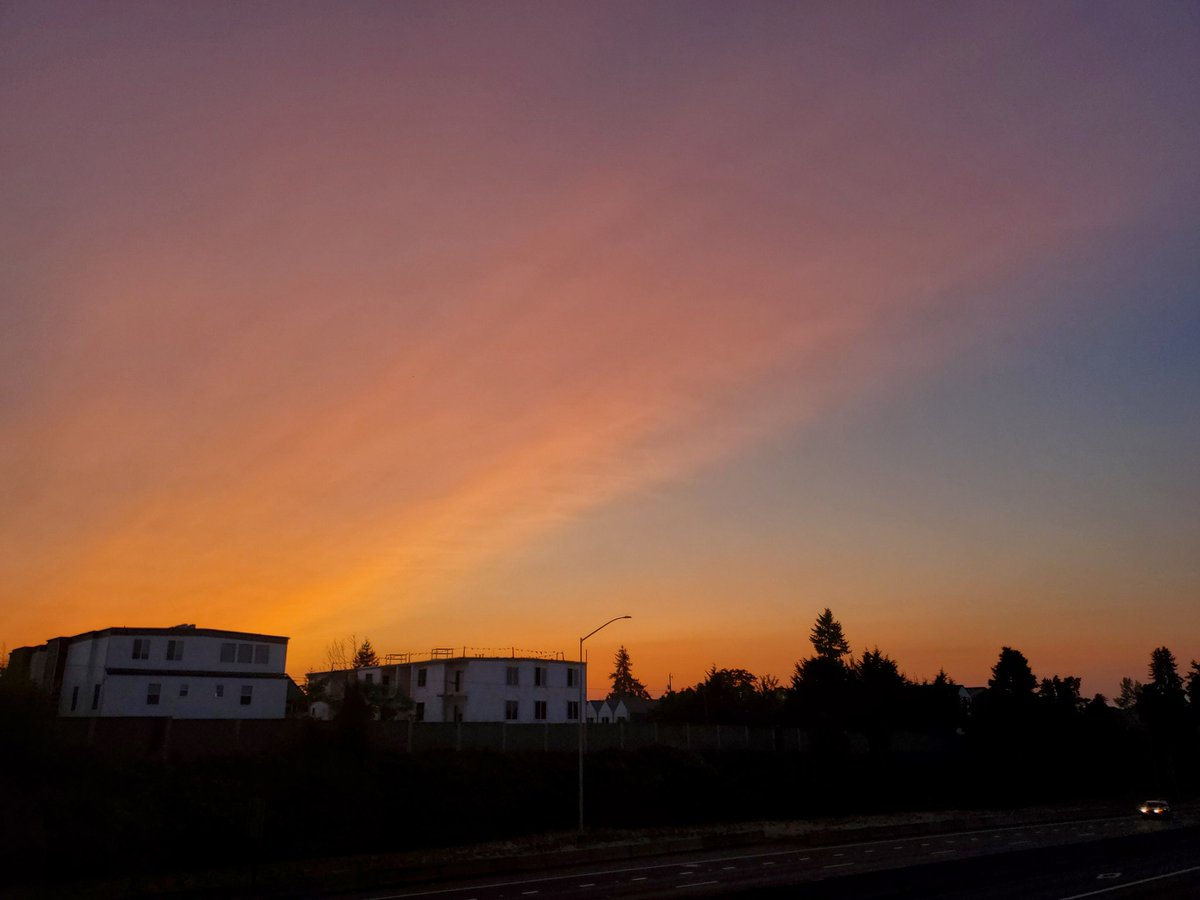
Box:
[179,684,189,698]
[166,640,183,661]
[417,668,427,687]
[567,668,577,688]
[70,686,79,711]
[237,644,253,664]
[506,666,519,686]
[240,685,253,706]
[567,700,580,720]
[534,700,547,720]
[382,674,391,688]
[254,644,269,665]
[147,683,161,705]
[505,700,519,721]
[91,684,101,710]
[215,684,225,698]
[534,667,546,687]
[453,670,463,692]
[220,643,236,663]
[364,673,374,685]
[415,702,425,722]
[132,639,150,660]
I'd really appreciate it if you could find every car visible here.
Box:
[1138,799,1171,819]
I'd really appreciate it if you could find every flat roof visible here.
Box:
[22,626,289,648]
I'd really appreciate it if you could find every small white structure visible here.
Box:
[308,650,585,724]
[14,625,290,719]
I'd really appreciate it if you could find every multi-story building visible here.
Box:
[10,625,290,719]
[307,650,585,724]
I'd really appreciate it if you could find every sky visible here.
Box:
[2,2,1198,699]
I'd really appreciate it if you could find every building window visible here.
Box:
[453,670,463,692]
[132,639,150,660]
[91,684,101,710]
[505,700,519,721]
[364,673,374,685]
[215,684,225,698]
[166,639,184,661]
[254,644,269,664]
[382,674,391,688]
[70,686,79,711]
[179,684,189,698]
[147,683,161,705]
[534,700,547,720]
[506,666,519,686]
[237,644,253,664]
[567,700,580,720]
[240,685,253,706]
[567,668,577,688]
[414,702,425,722]
[220,643,236,663]
[417,668,427,687]
[534,666,546,687]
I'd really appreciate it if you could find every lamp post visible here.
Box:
[578,614,631,833]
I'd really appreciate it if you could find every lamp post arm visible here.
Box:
[580,615,632,645]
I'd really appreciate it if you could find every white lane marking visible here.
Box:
[920,842,930,847]
[892,845,904,850]
[932,850,956,855]
[632,877,647,881]
[368,814,1143,899]
[865,849,875,854]
[762,861,776,866]
[971,837,979,842]
[1078,832,1097,837]
[823,862,853,869]
[722,866,736,870]
[521,893,539,896]
[1057,865,1200,899]
[1097,873,1121,880]
[834,852,845,857]
[675,882,718,889]
[579,884,596,888]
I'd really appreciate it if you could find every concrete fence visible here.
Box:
[50,717,869,760]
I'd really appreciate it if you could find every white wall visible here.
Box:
[57,631,288,719]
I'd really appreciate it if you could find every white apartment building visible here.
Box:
[13,625,290,719]
[308,651,585,724]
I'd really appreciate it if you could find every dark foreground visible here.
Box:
[342,815,1197,900]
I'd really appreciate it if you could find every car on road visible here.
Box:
[1138,799,1171,819]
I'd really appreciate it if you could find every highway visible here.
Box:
[355,815,1198,900]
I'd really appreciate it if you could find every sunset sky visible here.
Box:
[3,3,1198,699]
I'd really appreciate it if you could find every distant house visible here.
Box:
[610,697,658,723]
[306,651,584,724]
[586,699,613,723]
[9,625,290,719]
[958,686,988,706]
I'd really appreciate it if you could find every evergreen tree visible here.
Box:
[608,645,650,699]
[352,638,379,668]
[1137,646,1186,731]
[1115,676,1142,710]
[809,608,850,660]
[988,647,1037,697]
[1187,660,1200,706]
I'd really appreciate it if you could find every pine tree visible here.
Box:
[809,608,850,661]
[352,638,379,668]
[987,647,1037,697]
[608,645,650,700]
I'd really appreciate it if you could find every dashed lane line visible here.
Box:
[1057,865,1200,899]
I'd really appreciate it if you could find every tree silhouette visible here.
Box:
[809,608,850,660]
[1115,677,1142,710]
[988,647,1037,697]
[1137,646,1186,733]
[853,647,907,753]
[353,638,379,668]
[608,645,650,699]
[1186,660,1200,706]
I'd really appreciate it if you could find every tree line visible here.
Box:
[613,609,1200,754]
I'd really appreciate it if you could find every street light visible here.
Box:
[578,614,631,833]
